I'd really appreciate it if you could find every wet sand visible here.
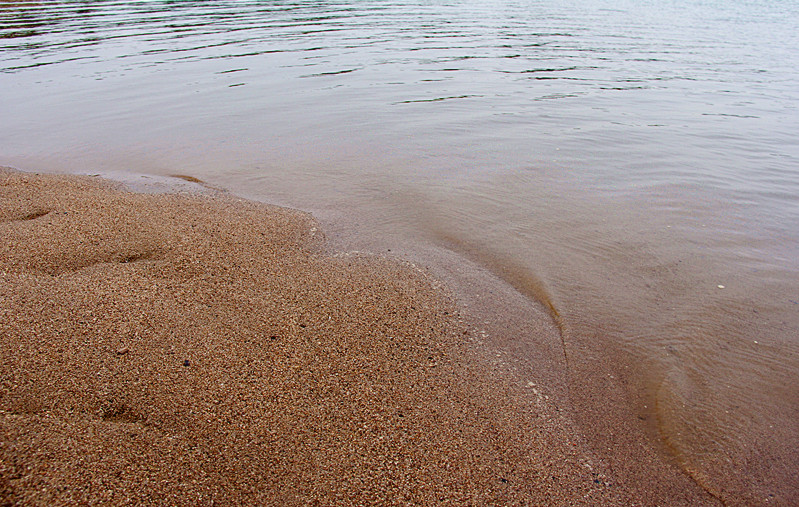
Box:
[0,169,714,505]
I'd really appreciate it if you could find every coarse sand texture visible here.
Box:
[0,169,713,505]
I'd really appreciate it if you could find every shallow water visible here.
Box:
[2,0,799,502]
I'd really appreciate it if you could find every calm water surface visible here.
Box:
[2,0,799,502]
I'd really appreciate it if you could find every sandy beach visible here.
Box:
[0,168,715,505]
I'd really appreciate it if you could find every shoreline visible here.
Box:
[1,168,714,504]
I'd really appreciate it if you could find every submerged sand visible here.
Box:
[0,169,713,505]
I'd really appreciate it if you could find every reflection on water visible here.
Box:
[3,0,799,502]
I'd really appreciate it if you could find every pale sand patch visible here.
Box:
[0,169,712,505]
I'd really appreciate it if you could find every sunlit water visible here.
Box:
[2,0,799,502]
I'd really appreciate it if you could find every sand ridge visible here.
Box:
[0,169,711,505]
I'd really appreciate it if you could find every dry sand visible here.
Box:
[0,169,715,505]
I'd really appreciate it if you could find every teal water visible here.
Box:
[2,0,799,502]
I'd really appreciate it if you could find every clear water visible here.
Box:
[2,0,799,502]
